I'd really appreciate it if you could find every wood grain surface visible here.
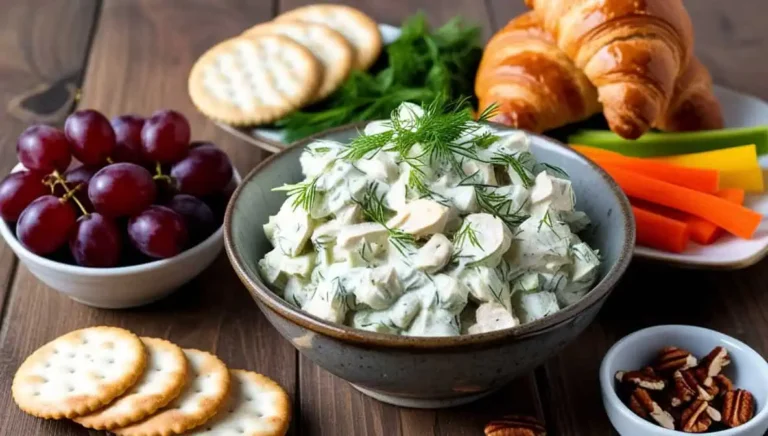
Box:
[0,0,767,435]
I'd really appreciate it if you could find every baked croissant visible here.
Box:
[525,0,695,139]
[475,12,601,133]
[656,58,724,131]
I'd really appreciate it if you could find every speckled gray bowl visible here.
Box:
[224,123,635,408]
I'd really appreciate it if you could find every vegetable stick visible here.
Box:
[653,145,764,192]
[603,166,762,239]
[632,206,690,253]
[633,189,745,245]
[586,156,720,193]
[567,126,768,157]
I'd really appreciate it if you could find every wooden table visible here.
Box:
[0,1,766,434]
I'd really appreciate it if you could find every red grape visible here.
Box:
[128,206,188,259]
[17,125,72,173]
[88,163,157,217]
[167,194,216,243]
[111,115,146,164]
[16,195,77,255]
[170,145,233,197]
[62,165,98,213]
[64,110,116,166]
[69,213,122,267]
[141,110,191,163]
[0,172,48,221]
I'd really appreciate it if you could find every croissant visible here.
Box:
[656,58,724,131]
[525,0,695,139]
[475,12,601,133]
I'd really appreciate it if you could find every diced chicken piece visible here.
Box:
[278,252,316,278]
[363,120,393,136]
[387,199,450,238]
[284,276,312,307]
[453,213,512,268]
[415,234,453,273]
[462,159,497,185]
[405,307,460,337]
[258,248,285,288]
[302,279,348,324]
[272,198,315,256]
[488,131,530,157]
[512,291,560,324]
[386,179,408,211]
[530,172,576,213]
[353,266,404,310]
[394,102,424,129]
[337,223,389,249]
[352,310,399,334]
[299,140,345,177]
[388,292,422,329]
[433,274,469,313]
[504,215,572,271]
[560,210,591,233]
[335,203,362,225]
[356,152,399,183]
[468,301,519,334]
[459,266,511,310]
[556,242,600,307]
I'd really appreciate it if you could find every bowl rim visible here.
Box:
[224,122,636,349]
[599,324,768,435]
[0,167,241,277]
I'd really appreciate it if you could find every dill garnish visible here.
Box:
[453,222,482,250]
[272,177,318,211]
[490,152,534,188]
[474,186,529,228]
[353,183,417,256]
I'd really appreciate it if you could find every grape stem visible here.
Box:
[152,161,173,184]
[45,170,89,216]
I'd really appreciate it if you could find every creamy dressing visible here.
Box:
[259,103,601,337]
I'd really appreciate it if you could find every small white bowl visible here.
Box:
[0,164,240,309]
[600,325,768,436]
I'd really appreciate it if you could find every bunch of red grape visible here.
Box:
[0,109,234,268]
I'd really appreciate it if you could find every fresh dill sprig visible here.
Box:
[273,177,318,211]
[538,210,560,237]
[474,186,529,228]
[342,130,394,161]
[354,182,417,256]
[490,152,534,188]
[535,162,569,179]
[453,222,482,250]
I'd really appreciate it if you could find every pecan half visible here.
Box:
[671,370,698,407]
[616,368,666,391]
[722,389,755,428]
[485,415,546,436]
[699,347,731,381]
[681,400,718,432]
[655,346,698,373]
[629,388,675,430]
[713,374,734,395]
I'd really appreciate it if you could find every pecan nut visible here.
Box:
[713,374,734,395]
[485,415,546,436]
[681,400,720,432]
[629,388,675,430]
[616,368,666,391]
[655,346,698,373]
[722,389,755,428]
[671,370,698,407]
[699,346,731,382]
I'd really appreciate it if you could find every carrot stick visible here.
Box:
[571,145,622,157]
[633,189,746,245]
[603,166,762,239]
[633,206,690,253]
[593,158,719,193]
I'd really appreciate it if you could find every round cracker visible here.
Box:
[186,370,291,436]
[188,35,321,126]
[112,349,230,436]
[243,21,353,102]
[12,326,147,420]
[74,337,188,430]
[275,4,382,71]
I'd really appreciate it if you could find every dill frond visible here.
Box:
[491,152,534,188]
[453,222,482,250]
[273,177,319,211]
[474,186,529,229]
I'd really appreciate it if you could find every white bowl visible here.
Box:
[0,164,240,309]
[600,325,768,436]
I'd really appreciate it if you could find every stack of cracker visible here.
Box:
[189,4,382,126]
[12,326,291,436]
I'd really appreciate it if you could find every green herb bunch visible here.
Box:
[277,13,483,142]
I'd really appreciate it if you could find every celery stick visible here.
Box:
[567,126,768,157]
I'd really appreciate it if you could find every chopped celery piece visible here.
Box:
[568,126,768,157]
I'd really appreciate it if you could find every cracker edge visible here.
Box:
[234,369,292,436]
[11,326,148,420]
[73,337,189,430]
[241,20,354,101]
[274,4,382,70]
[188,35,322,126]
[111,348,231,436]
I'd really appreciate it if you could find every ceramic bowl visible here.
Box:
[0,164,240,309]
[600,325,768,436]
[225,123,635,408]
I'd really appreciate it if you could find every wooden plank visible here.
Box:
[0,0,98,324]
[0,1,298,435]
[274,1,546,434]
[483,1,768,435]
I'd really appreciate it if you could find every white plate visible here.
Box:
[634,86,768,269]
